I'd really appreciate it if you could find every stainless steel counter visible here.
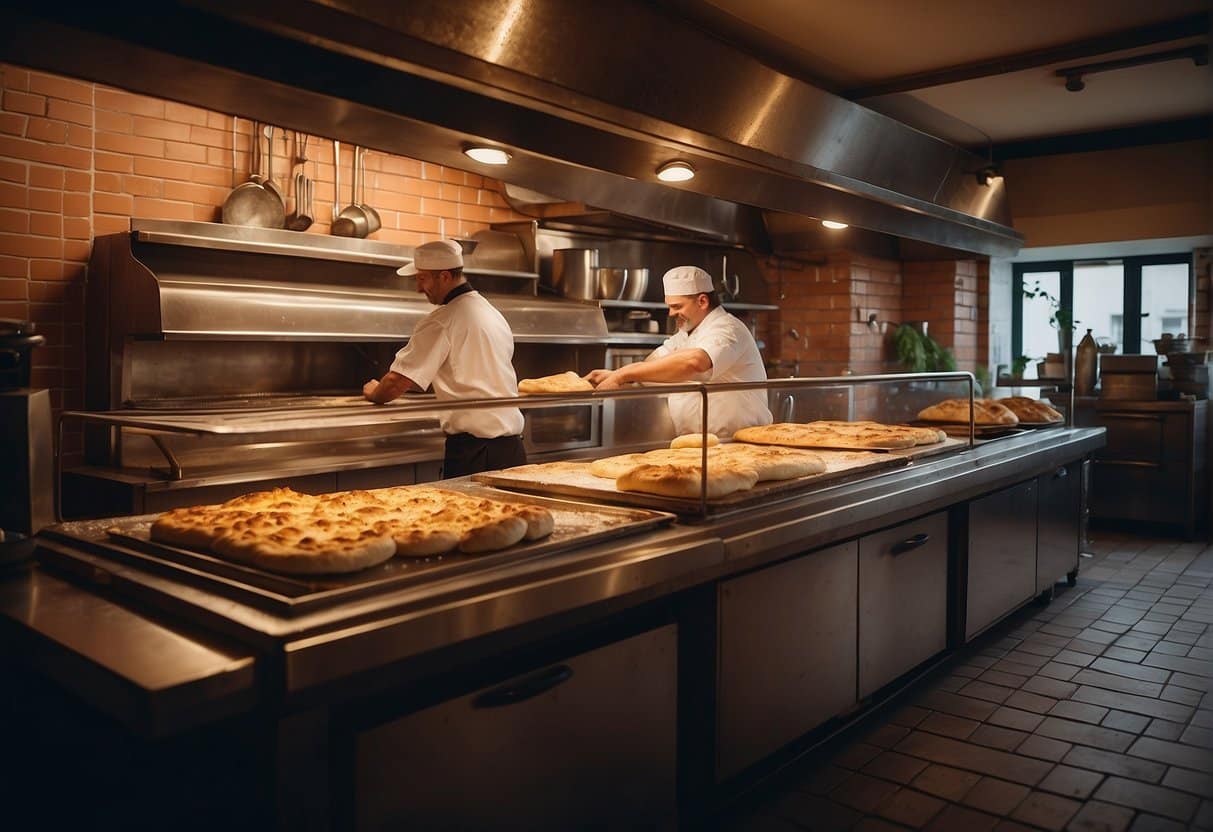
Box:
[2,427,1105,737]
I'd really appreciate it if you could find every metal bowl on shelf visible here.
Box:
[594,267,629,300]
[620,267,649,301]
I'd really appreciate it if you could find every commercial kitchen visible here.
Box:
[1,3,1210,830]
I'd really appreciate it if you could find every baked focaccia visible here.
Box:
[615,461,760,499]
[917,398,1019,426]
[517,371,594,395]
[997,396,1063,424]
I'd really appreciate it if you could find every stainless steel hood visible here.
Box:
[2,1,1023,257]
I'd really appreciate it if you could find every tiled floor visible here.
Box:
[714,531,1213,831]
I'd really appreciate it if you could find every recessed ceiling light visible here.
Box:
[656,161,695,182]
[822,220,848,230]
[463,146,512,165]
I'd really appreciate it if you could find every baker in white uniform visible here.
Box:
[363,239,526,477]
[585,265,772,438]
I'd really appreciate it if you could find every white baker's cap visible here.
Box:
[397,239,464,276]
[662,265,715,296]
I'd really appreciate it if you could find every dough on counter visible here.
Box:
[517,371,594,395]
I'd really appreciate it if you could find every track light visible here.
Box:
[976,165,1003,187]
[656,161,695,182]
[463,146,511,165]
[821,220,848,230]
[1057,44,1208,93]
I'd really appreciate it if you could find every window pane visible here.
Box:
[1140,263,1190,352]
[1022,271,1060,372]
[1073,262,1124,352]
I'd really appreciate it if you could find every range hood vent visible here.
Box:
[4,1,1023,257]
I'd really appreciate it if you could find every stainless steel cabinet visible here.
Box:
[353,624,678,831]
[716,541,857,782]
[1037,462,1081,594]
[859,511,949,698]
[967,480,1038,640]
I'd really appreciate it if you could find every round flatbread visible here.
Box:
[670,432,720,449]
[616,461,759,499]
[718,443,828,480]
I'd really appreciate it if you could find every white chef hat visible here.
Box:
[397,239,463,276]
[662,265,715,296]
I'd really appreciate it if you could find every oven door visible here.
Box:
[523,403,601,454]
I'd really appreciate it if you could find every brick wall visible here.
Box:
[1,63,526,465]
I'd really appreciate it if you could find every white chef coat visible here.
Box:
[389,289,524,438]
[651,305,772,437]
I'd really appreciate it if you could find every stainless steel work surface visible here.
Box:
[39,492,675,617]
[473,450,911,516]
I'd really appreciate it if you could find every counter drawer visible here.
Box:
[717,541,857,782]
[967,479,1038,640]
[858,511,948,699]
[353,624,677,830]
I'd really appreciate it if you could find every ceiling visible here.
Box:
[663,0,1212,152]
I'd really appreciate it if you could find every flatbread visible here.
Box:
[734,422,919,449]
[918,399,1019,426]
[589,447,712,479]
[518,371,594,395]
[998,396,1063,424]
[670,432,720,449]
[148,484,556,570]
[616,461,759,499]
[717,443,828,480]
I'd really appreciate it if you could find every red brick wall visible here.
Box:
[1,63,527,465]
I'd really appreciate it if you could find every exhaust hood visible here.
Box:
[2,0,1023,257]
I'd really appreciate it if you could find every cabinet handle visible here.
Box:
[1054,466,1068,479]
[472,664,574,709]
[890,533,930,555]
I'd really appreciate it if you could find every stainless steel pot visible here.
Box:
[594,267,628,299]
[620,267,649,301]
[550,248,599,299]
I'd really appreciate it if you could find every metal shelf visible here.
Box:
[599,299,777,312]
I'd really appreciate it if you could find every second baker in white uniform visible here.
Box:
[585,265,772,438]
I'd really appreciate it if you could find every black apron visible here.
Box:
[443,432,527,478]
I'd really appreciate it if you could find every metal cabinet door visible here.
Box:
[967,479,1038,640]
[717,541,858,782]
[1037,462,1080,593]
[858,511,949,699]
[353,624,678,831]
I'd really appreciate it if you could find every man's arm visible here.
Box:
[363,370,420,403]
[586,348,712,391]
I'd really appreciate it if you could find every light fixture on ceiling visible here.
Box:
[976,165,1003,187]
[1057,44,1208,93]
[463,146,512,165]
[656,160,695,182]
[821,219,848,230]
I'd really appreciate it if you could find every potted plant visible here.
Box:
[893,323,956,372]
[1022,280,1077,354]
[1010,354,1032,380]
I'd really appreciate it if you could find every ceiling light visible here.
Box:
[976,165,1003,187]
[656,161,695,182]
[463,146,511,165]
[821,220,848,230]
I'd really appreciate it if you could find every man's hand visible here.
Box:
[588,369,626,391]
[362,379,381,401]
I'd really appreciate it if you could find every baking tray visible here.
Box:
[40,492,674,616]
[915,422,1027,440]
[887,435,971,459]
[474,450,910,516]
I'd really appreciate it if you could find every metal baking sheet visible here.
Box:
[42,493,674,616]
[473,450,910,516]
[886,435,970,460]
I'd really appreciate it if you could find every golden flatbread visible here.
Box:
[670,432,720,449]
[918,399,1019,426]
[734,422,919,449]
[616,461,759,499]
[998,396,1063,424]
[518,371,594,395]
[717,443,828,480]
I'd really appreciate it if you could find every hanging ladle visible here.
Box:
[221,118,285,228]
[331,139,369,238]
[356,146,381,235]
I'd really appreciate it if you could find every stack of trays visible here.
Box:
[1099,354,1158,400]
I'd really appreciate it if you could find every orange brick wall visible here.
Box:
[1,63,527,465]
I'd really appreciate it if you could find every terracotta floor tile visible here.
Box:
[874,787,947,827]
[1005,690,1058,714]
[1061,744,1167,783]
[1035,717,1136,753]
[970,724,1030,752]
[1016,734,1073,762]
[919,711,979,739]
[910,764,981,801]
[894,732,1052,786]
[862,750,931,785]
[1024,676,1080,699]
[1071,686,1195,723]
[987,706,1045,733]
[1092,776,1200,822]
[923,804,999,832]
[1160,765,1213,797]
[1070,669,1165,698]
[766,791,862,831]
[1037,764,1105,799]
[1126,736,1213,770]
[1100,709,1150,735]
[1009,790,1082,831]
[1064,799,1135,832]
[1089,657,1172,684]
[961,776,1031,816]
[1048,700,1111,725]
[828,772,900,813]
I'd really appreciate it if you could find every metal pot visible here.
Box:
[620,267,649,301]
[550,248,599,299]
[594,267,628,299]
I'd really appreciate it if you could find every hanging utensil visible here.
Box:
[286,170,312,231]
[357,146,381,235]
[262,124,284,201]
[221,118,285,228]
[331,139,369,238]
